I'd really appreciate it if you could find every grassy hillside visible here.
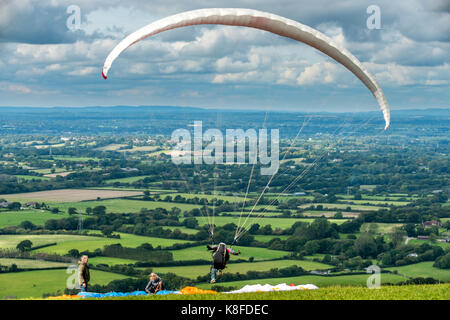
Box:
[86,284,450,300]
[386,262,450,282]
[0,269,131,299]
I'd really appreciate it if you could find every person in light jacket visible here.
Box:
[78,255,90,292]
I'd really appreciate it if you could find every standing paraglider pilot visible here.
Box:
[78,255,90,292]
[207,242,240,283]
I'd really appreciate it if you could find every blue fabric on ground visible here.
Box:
[77,292,105,298]
[77,291,149,298]
[156,290,181,295]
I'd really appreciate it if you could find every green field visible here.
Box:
[386,262,450,282]
[253,235,290,242]
[14,175,51,181]
[0,258,69,269]
[54,199,203,214]
[0,189,143,203]
[220,211,284,217]
[0,233,192,255]
[0,210,69,228]
[408,239,450,249]
[360,223,404,234]
[30,168,67,174]
[152,259,333,279]
[87,256,137,266]
[95,144,127,151]
[0,269,130,298]
[52,156,100,162]
[163,226,199,235]
[170,245,289,261]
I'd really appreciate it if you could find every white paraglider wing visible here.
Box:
[102,8,390,129]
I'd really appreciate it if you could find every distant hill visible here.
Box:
[0,105,448,116]
[0,106,447,137]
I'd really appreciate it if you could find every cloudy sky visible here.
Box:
[0,0,449,113]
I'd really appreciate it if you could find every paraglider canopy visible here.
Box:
[102,8,390,129]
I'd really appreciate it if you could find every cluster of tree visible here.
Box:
[379,243,445,267]
[433,253,450,269]
[101,243,173,263]
[0,263,20,273]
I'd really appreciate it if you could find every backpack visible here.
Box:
[212,243,229,269]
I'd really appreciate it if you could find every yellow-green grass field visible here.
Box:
[102,284,450,300]
[13,175,51,181]
[0,258,69,269]
[360,223,404,234]
[0,269,131,298]
[386,262,450,282]
[253,235,290,242]
[95,144,127,151]
[407,239,450,249]
[151,259,333,279]
[0,210,69,228]
[0,233,192,255]
[170,245,289,262]
[87,256,137,266]
[162,226,199,235]
[54,198,203,214]
[51,156,101,162]
[33,143,65,149]
[30,168,66,174]
[191,216,349,229]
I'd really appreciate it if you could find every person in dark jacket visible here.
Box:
[78,255,90,292]
[145,273,164,294]
[207,242,240,283]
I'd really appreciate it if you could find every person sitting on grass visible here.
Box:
[78,255,90,292]
[145,273,164,294]
[207,242,240,284]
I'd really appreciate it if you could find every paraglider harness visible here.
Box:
[208,238,239,270]
[212,243,229,270]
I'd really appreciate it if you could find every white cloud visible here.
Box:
[67,66,97,76]
[296,62,343,85]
